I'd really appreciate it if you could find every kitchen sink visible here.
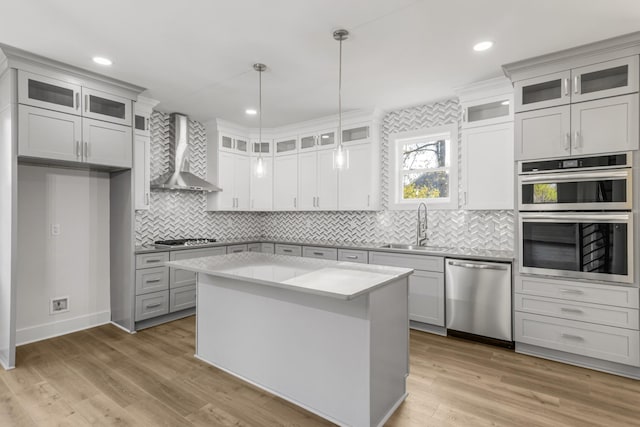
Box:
[378,243,451,252]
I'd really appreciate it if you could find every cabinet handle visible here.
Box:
[560,307,584,314]
[283,249,293,253]
[146,117,150,131]
[146,259,162,263]
[346,255,358,259]
[561,333,584,341]
[312,196,316,208]
[564,133,571,151]
[313,252,324,256]
[75,93,80,110]
[462,109,467,122]
[145,192,150,206]
[293,197,297,208]
[145,279,161,284]
[573,130,580,149]
[563,78,569,96]
[316,196,320,208]
[573,76,580,94]
[463,191,467,206]
[75,141,80,158]
[145,303,162,309]
[232,249,243,253]
[84,141,89,159]
[85,95,89,112]
[560,289,584,294]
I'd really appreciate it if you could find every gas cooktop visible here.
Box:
[154,238,217,248]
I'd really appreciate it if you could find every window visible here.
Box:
[389,124,458,209]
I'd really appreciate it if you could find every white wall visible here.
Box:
[16,164,111,345]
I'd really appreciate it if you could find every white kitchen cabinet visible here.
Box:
[571,93,639,155]
[81,87,132,126]
[250,156,273,211]
[515,105,571,160]
[82,118,132,168]
[18,104,82,162]
[209,151,250,211]
[409,270,445,326]
[342,123,371,145]
[274,136,298,156]
[515,70,571,113]
[299,129,337,152]
[368,251,445,329]
[134,135,150,210]
[18,70,82,115]
[571,56,639,103]
[461,95,513,129]
[273,154,298,210]
[338,142,378,210]
[219,133,249,154]
[133,97,158,210]
[298,150,337,211]
[462,122,514,210]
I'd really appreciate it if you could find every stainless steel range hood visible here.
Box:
[150,113,221,192]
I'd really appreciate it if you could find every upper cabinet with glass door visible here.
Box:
[299,129,336,152]
[219,133,249,155]
[514,57,639,112]
[82,87,131,126]
[251,139,273,157]
[461,94,514,129]
[274,136,298,156]
[341,123,371,145]
[18,71,82,116]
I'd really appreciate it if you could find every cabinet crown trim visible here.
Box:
[503,31,640,82]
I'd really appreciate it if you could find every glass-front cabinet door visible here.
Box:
[462,95,513,128]
[299,134,317,151]
[252,140,272,155]
[317,130,336,149]
[514,70,571,113]
[571,56,639,103]
[274,136,298,156]
[342,125,370,144]
[82,87,131,126]
[234,138,248,154]
[18,70,81,116]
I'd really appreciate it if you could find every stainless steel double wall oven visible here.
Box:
[518,153,634,284]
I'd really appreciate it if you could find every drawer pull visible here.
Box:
[145,279,161,284]
[346,255,358,259]
[145,303,162,309]
[232,249,243,253]
[313,252,324,256]
[283,249,293,253]
[561,333,584,341]
[560,289,584,294]
[560,307,584,314]
[146,259,162,263]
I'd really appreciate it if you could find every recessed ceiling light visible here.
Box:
[246,109,257,115]
[501,100,510,105]
[92,56,112,66]
[473,41,493,52]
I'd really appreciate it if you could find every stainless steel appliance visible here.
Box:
[445,259,512,343]
[518,152,632,211]
[519,212,633,283]
[154,238,217,248]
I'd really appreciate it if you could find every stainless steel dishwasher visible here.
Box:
[445,258,512,344]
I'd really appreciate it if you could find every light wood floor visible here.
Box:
[1,317,640,427]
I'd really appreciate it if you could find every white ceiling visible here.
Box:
[2,0,640,127]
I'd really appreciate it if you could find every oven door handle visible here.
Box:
[519,212,631,222]
[519,169,630,184]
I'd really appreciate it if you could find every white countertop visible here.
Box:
[165,252,413,300]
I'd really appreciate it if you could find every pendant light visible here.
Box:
[253,63,267,178]
[332,29,349,170]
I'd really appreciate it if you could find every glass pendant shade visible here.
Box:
[333,144,349,170]
[254,156,265,178]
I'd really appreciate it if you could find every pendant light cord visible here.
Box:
[338,37,342,148]
[259,66,262,158]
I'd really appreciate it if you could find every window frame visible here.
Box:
[388,123,459,210]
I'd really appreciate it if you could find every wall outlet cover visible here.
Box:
[50,297,69,315]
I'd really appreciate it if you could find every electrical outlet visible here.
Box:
[50,297,69,314]
[51,223,61,236]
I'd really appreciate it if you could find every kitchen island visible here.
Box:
[166,252,413,427]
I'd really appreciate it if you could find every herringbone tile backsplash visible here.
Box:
[136,103,514,251]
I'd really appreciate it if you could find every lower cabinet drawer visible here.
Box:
[515,275,639,309]
[135,266,169,295]
[303,246,338,260]
[136,252,169,269]
[369,251,444,272]
[515,294,639,329]
[170,285,196,313]
[227,244,248,254]
[515,312,640,366]
[275,244,302,257]
[260,243,275,254]
[135,291,169,322]
[247,243,261,252]
[337,249,368,264]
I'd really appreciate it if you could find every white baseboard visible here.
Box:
[16,311,111,346]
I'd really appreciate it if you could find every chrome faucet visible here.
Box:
[416,202,428,246]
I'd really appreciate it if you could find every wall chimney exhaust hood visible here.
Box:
[150,113,221,192]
